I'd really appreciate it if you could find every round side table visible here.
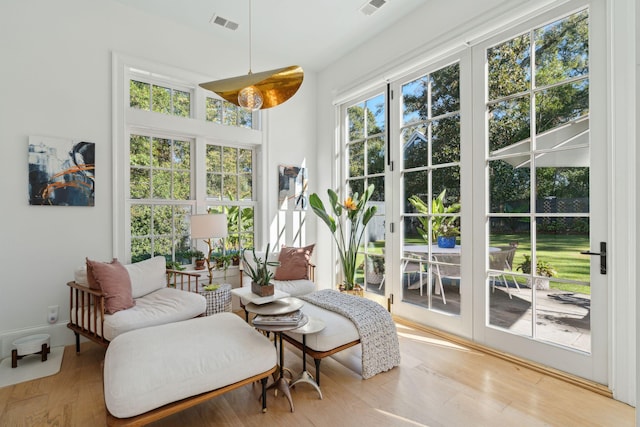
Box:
[246,297,307,413]
[289,317,325,399]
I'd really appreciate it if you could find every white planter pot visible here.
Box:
[527,277,550,290]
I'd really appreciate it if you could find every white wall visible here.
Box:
[0,0,317,354]
[636,0,640,421]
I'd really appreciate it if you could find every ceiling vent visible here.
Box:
[359,0,387,16]
[209,14,239,30]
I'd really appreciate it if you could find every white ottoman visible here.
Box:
[104,313,278,424]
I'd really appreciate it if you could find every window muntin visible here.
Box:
[128,133,193,263]
[486,9,591,351]
[206,97,253,129]
[130,80,191,117]
[129,135,191,200]
[346,93,386,294]
[401,61,461,314]
[125,77,259,266]
[130,204,191,263]
[206,145,253,201]
[206,142,256,258]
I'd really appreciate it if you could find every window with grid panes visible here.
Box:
[345,93,386,292]
[129,134,193,263]
[205,144,255,258]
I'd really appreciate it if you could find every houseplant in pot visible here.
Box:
[242,244,280,297]
[435,223,460,248]
[516,254,557,289]
[191,250,206,270]
[408,189,460,247]
[310,184,377,291]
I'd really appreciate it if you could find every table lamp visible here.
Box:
[190,213,228,284]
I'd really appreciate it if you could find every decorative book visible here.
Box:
[253,310,302,326]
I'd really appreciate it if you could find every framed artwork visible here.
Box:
[278,165,307,210]
[28,135,95,206]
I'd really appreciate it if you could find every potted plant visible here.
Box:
[435,223,460,248]
[191,250,206,270]
[516,254,557,289]
[309,184,377,291]
[408,189,460,248]
[242,244,280,297]
[213,253,233,279]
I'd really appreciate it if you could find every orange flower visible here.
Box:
[344,197,357,211]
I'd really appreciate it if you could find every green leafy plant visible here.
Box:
[213,253,233,279]
[309,184,377,290]
[165,259,185,271]
[408,189,460,242]
[436,222,460,237]
[516,255,557,277]
[186,249,205,260]
[241,243,280,287]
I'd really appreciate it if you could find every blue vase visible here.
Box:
[437,236,456,248]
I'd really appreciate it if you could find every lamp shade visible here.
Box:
[199,65,304,110]
[190,214,228,239]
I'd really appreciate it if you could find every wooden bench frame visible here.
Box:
[282,335,360,386]
[105,365,277,426]
[67,269,202,353]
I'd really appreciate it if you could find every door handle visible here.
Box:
[580,241,606,275]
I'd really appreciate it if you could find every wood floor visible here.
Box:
[0,318,634,427]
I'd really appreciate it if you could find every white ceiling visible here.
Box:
[112,0,428,72]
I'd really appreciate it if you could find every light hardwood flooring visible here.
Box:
[0,318,634,427]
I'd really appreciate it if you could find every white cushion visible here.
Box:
[125,256,166,298]
[74,266,88,285]
[272,279,316,297]
[104,313,277,419]
[284,302,359,352]
[102,288,205,340]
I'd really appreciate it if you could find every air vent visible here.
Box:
[359,0,387,16]
[209,14,239,30]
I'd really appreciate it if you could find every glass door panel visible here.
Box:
[398,61,462,318]
[345,93,387,299]
[481,8,605,382]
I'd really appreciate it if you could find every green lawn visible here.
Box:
[357,234,592,294]
[491,233,591,294]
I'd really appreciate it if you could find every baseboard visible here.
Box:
[0,322,76,360]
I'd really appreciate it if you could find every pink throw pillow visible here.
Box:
[86,258,135,314]
[274,245,315,280]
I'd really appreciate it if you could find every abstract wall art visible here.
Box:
[278,165,307,210]
[28,135,95,206]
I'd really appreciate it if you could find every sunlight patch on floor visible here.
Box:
[397,331,476,353]
[374,408,432,426]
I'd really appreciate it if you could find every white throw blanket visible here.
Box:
[300,289,400,379]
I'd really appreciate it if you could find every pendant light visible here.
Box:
[199,0,303,110]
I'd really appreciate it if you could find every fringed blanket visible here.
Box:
[299,289,400,379]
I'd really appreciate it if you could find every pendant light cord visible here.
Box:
[248,0,253,75]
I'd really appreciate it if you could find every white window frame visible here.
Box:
[112,53,262,262]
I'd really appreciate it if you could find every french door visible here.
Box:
[470,3,607,383]
[356,2,607,384]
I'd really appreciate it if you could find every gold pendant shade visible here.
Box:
[200,65,303,110]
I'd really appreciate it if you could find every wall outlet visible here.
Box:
[48,305,59,324]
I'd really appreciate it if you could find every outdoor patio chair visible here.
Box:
[432,253,462,304]
[489,246,520,298]
[402,253,440,298]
